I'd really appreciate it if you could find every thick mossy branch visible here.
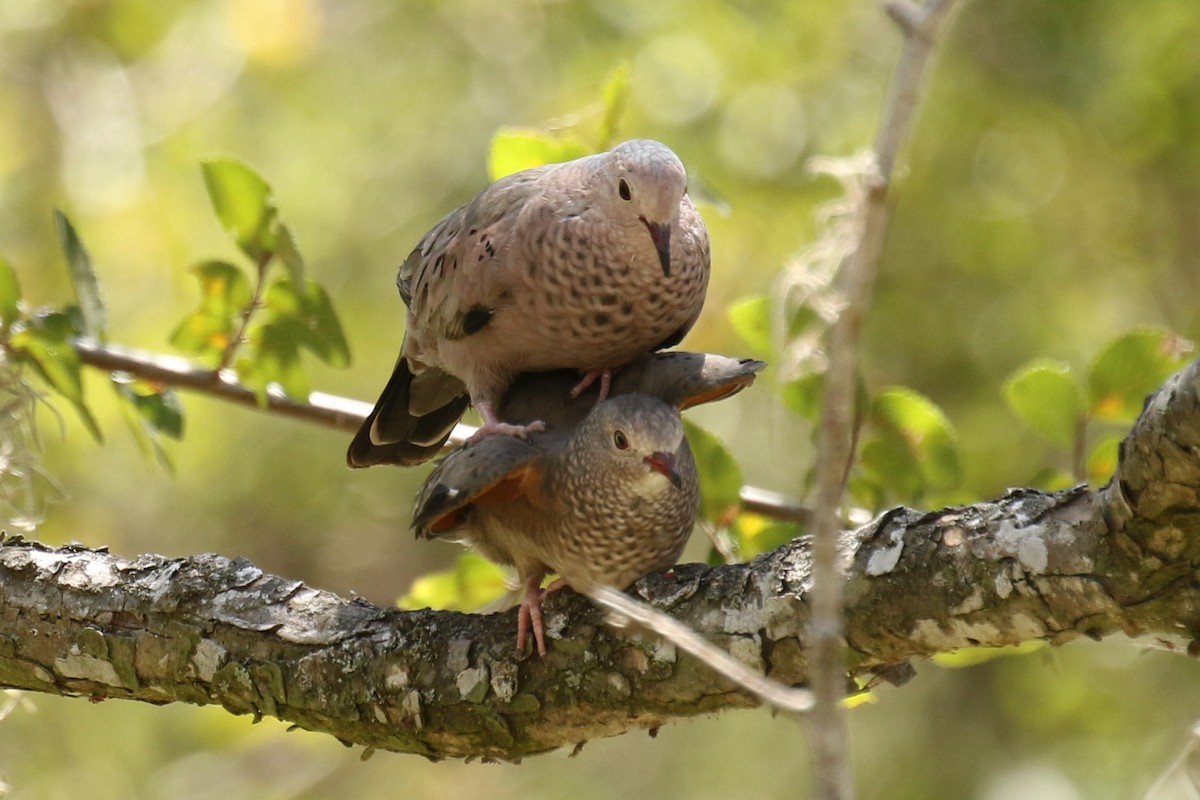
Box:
[3,359,1200,761]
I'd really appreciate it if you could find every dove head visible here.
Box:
[608,139,688,276]
[571,393,691,496]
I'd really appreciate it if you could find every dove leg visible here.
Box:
[568,368,615,401]
[467,399,546,443]
[516,572,549,656]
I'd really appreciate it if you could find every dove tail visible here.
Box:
[347,356,470,468]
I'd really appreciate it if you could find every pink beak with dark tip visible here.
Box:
[640,218,672,276]
[644,451,683,489]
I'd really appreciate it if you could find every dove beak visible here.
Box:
[641,218,672,277]
[644,451,683,489]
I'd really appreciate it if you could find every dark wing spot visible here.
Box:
[462,305,493,336]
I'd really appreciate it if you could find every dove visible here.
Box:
[410,352,765,656]
[347,139,711,468]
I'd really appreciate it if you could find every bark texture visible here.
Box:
[2,359,1200,761]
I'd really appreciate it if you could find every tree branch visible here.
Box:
[810,0,960,795]
[72,338,814,522]
[3,357,1200,761]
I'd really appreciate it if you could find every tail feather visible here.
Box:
[347,357,469,468]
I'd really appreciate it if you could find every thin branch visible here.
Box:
[215,251,273,373]
[809,1,961,797]
[71,337,811,522]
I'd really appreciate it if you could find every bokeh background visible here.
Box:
[2,0,1200,797]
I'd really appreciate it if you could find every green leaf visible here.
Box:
[683,420,744,523]
[859,434,922,500]
[487,129,591,181]
[201,158,278,261]
[398,552,509,612]
[1087,434,1122,483]
[274,222,306,288]
[727,515,803,560]
[237,323,309,401]
[112,376,184,440]
[1024,466,1077,492]
[9,311,101,441]
[598,62,630,149]
[264,279,351,368]
[0,256,22,327]
[1088,328,1195,422]
[860,387,960,502]
[932,641,1046,668]
[782,373,823,420]
[1002,359,1082,448]
[727,295,773,359]
[169,261,252,366]
[53,211,107,341]
[112,375,184,470]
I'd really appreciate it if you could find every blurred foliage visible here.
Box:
[1003,328,1194,484]
[398,551,509,613]
[1,0,1200,798]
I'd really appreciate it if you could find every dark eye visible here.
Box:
[618,178,631,201]
[613,430,629,450]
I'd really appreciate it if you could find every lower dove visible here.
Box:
[347,139,710,468]
[410,352,764,655]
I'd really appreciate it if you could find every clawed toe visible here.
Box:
[466,419,545,444]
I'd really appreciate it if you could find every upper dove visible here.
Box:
[348,139,710,467]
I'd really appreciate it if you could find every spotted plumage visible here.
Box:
[410,351,765,655]
[348,139,711,468]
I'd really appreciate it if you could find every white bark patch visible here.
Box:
[912,608,1050,650]
[727,636,764,673]
[55,653,122,686]
[58,556,120,589]
[721,603,764,635]
[994,570,1013,599]
[385,664,411,690]
[445,639,472,673]
[607,672,632,697]
[455,665,489,703]
[490,660,518,702]
[401,690,424,729]
[994,520,1049,573]
[651,638,677,664]
[950,586,985,615]
[192,638,227,683]
[866,528,905,576]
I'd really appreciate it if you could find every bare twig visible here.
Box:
[808,1,961,797]
[215,251,273,373]
[71,337,811,522]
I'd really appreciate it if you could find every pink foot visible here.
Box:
[569,368,614,401]
[516,573,548,656]
[467,399,546,444]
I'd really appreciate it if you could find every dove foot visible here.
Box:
[569,368,615,401]
[468,400,546,443]
[516,573,550,656]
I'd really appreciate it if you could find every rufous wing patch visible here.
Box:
[470,462,543,508]
[677,375,756,410]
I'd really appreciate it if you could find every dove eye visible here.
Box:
[618,179,632,201]
[613,430,630,450]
